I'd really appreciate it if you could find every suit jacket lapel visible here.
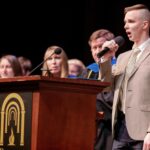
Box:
[114,51,132,90]
[115,51,132,76]
[129,44,150,79]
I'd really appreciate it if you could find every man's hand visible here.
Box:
[101,39,119,62]
[143,133,150,150]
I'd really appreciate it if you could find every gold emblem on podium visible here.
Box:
[0,93,25,146]
[8,128,15,146]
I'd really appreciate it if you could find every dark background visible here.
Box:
[0,0,149,74]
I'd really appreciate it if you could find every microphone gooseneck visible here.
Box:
[28,48,62,75]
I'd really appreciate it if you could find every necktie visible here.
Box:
[119,48,141,113]
[125,48,141,77]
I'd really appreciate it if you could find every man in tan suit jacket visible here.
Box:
[99,4,150,150]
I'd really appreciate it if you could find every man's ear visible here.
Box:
[142,20,149,29]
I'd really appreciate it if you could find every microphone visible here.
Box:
[53,48,62,55]
[28,48,62,75]
[97,36,125,58]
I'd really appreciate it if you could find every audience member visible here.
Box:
[82,29,116,80]
[18,56,32,76]
[80,29,116,150]
[0,54,23,78]
[68,58,85,77]
[42,45,69,78]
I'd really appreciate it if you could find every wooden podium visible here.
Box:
[0,76,110,150]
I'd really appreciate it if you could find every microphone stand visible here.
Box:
[40,68,52,77]
[28,59,48,76]
[28,48,62,76]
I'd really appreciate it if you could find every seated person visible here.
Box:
[86,56,116,79]
[42,45,69,78]
[80,29,116,150]
[0,54,23,78]
[68,58,85,77]
[18,56,32,76]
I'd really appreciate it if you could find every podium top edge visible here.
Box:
[0,75,110,87]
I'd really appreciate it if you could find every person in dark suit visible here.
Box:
[81,29,116,150]
[99,4,150,150]
[84,29,116,80]
[95,91,114,150]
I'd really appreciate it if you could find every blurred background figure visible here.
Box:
[80,29,116,150]
[42,45,69,78]
[68,58,86,77]
[0,54,23,78]
[18,56,32,76]
[84,29,116,80]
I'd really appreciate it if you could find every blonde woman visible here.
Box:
[68,58,85,77]
[42,46,68,78]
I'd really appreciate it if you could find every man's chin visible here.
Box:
[95,59,100,63]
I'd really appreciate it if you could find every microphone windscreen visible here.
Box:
[96,36,125,58]
[54,48,62,54]
[114,36,125,47]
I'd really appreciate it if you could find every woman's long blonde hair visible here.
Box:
[42,45,68,78]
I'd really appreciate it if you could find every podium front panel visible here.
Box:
[0,76,110,150]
